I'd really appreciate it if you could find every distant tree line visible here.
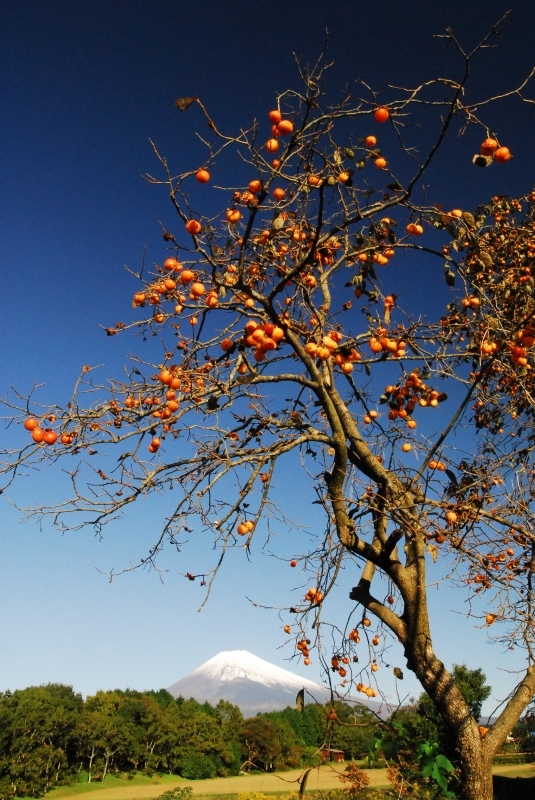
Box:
[3,666,525,799]
[0,685,377,798]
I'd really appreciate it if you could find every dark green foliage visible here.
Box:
[370,719,455,798]
[0,687,240,798]
[261,701,378,760]
[443,665,491,722]
[0,684,378,798]
[370,664,492,798]
[512,698,535,752]
[178,752,217,780]
[261,703,326,748]
[330,703,378,760]
[0,684,82,798]
[145,690,176,709]
[396,663,491,762]
[239,717,281,770]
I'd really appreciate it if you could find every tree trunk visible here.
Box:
[88,746,95,783]
[394,571,486,800]
[458,747,494,800]
[409,646,494,800]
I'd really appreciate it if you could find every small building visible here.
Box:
[320,748,345,763]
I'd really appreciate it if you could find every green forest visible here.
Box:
[0,685,376,799]
[3,671,533,800]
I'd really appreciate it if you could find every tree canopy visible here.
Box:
[0,685,375,798]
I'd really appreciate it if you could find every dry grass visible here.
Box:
[40,761,535,800]
[51,765,388,800]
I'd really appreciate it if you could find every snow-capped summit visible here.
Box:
[167,650,328,716]
[179,650,322,688]
[167,650,386,718]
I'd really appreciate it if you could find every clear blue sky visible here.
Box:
[1,0,535,716]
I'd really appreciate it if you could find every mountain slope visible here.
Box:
[167,650,387,718]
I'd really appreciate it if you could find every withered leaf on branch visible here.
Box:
[445,468,458,486]
[175,96,197,111]
[444,268,456,287]
[427,544,439,563]
[462,212,476,228]
[473,153,493,167]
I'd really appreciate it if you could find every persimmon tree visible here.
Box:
[3,17,535,800]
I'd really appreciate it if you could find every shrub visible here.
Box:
[179,753,217,780]
[158,787,193,800]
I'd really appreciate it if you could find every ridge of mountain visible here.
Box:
[167,649,388,718]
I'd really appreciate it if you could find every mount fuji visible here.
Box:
[167,650,386,718]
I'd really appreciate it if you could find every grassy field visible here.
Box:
[33,760,535,800]
[34,774,181,800]
[27,765,381,800]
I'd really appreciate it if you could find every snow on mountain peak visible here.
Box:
[167,649,388,718]
[189,650,323,690]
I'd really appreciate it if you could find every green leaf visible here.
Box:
[432,762,448,791]
[435,754,454,771]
